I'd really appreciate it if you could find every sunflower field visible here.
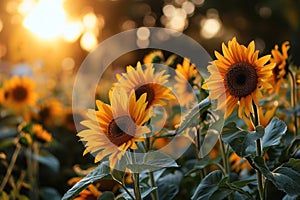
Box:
[0,0,300,200]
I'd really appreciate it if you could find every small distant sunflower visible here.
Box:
[229,152,252,172]
[113,62,175,110]
[37,98,63,126]
[175,58,201,107]
[1,76,37,112]
[268,41,290,94]
[78,88,150,169]
[68,177,102,200]
[32,124,52,143]
[143,50,165,64]
[203,37,275,118]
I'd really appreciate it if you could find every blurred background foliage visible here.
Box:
[0,0,299,199]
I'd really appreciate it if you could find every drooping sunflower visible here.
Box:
[174,58,201,107]
[268,41,290,94]
[1,76,38,112]
[78,88,151,169]
[113,62,175,110]
[203,37,275,118]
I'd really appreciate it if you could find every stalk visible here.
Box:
[252,102,264,200]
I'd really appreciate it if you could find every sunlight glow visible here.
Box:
[63,21,84,43]
[23,0,66,40]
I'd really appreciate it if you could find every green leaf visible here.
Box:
[62,161,111,200]
[98,191,115,200]
[117,186,156,200]
[222,123,264,157]
[26,151,60,172]
[40,187,61,200]
[191,170,223,200]
[262,117,287,150]
[254,157,300,196]
[157,170,183,200]
[0,127,18,139]
[126,151,178,173]
[0,191,10,200]
[175,98,211,135]
[0,138,15,150]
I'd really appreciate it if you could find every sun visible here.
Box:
[23,0,66,40]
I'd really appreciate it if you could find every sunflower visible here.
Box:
[143,50,165,64]
[1,76,38,112]
[69,177,102,200]
[229,152,252,172]
[242,102,277,131]
[78,88,151,169]
[268,41,290,94]
[203,37,275,118]
[174,58,201,107]
[113,62,175,110]
[37,98,63,126]
[31,124,52,143]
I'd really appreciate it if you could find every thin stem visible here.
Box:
[113,178,135,200]
[149,171,159,200]
[0,143,21,192]
[133,173,142,200]
[31,142,39,200]
[288,69,298,135]
[256,139,264,200]
[219,135,229,175]
[252,102,264,200]
[130,150,141,200]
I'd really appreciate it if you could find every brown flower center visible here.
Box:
[39,107,51,121]
[12,86,28,102]
[107,115,135,146]
[135,83,156,108]
[225,62,258,98]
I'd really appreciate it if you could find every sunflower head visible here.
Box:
[268,41,290,94]
[113,62,175,111]
[242,101,277,131]
[174,58,201,107]
[31,124,52,143]
[1,76,38,113]
[203,37,275,118]
[143,50,164,64]
[78,88,151,169]
[37,98,63,126]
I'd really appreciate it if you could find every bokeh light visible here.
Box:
[0,19,3,33]
[23,0,66,39]
[80,31,98,51]
[63,21,84,43]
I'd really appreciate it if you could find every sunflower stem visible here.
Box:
[288,69,298,136]
[130,150,142,200]
[0,143,21,192]
[133,173,142,200]
[149,171,159,200]
[252,102,264,200]
[219,135,230,176]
